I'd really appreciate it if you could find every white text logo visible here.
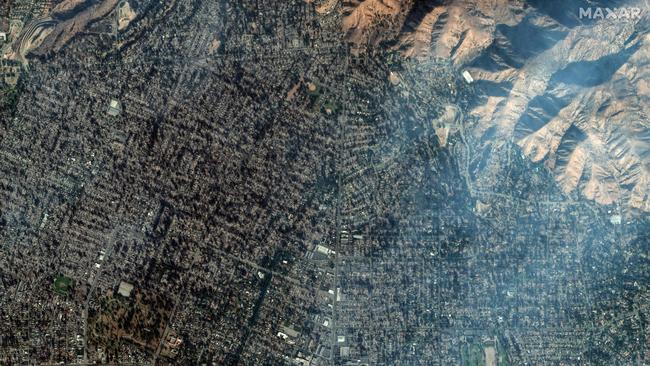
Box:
[579,7,643,20]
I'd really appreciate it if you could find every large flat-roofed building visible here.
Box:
[118,281,133,297]
[107,99,122,116]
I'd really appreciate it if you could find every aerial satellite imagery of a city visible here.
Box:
[0,0,649,365]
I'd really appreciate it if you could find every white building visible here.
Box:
[107,99,122,116]
[462,70,474,84]
[118,281,134,297]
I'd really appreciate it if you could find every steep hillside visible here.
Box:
[336,0,650,211]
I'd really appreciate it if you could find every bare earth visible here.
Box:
[484,346,496,366]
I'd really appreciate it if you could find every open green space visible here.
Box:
[53,275,73,295]
[322,100,339,114]
[496,338,510,366]
[461,343,484,366]
[498,354,510,366]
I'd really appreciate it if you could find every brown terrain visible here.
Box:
[337,0,650,211]
[89,288,172,355]
[51,0,88,14]
[118,1,137,31]
[339,0,524,61]
[5,0,121,65]
[341,0,408,47]
[34,0,120,55]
